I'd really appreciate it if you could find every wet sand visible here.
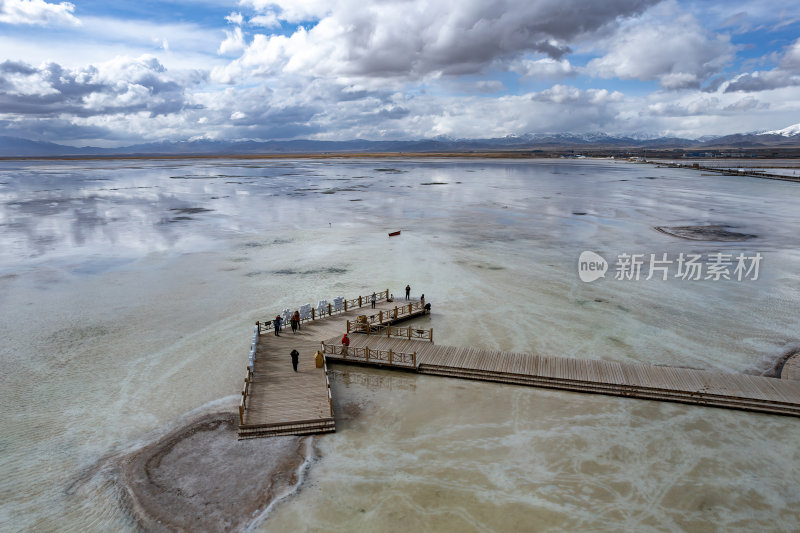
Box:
[119,412,310,532]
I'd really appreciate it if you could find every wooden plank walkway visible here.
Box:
[238,294,426,438]
[323,335,800,418]
[781,352,800,381]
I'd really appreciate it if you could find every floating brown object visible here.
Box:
[655,225,756,241]
[388,230,401,237]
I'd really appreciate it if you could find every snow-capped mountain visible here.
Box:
[3,124,800,157]
[760,123,800,137]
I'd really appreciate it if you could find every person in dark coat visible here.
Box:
[290,349,299,371]
[291,310,300,333]
[405,284,411,300]
[273,316,281,336]
[371,292,376,309]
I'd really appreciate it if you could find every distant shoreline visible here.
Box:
[0,151,547,162]
[3,147,800,162]
[645,159,800,183]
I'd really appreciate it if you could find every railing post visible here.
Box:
[344,300,348,311]
[387,325,391,338]
[328,303,333,316]
[238,405,244,425]
[413,352,417,367]
[408,303,412,315]
[311,308,315,320]
[359,295,362,307]
[408,327,411,340]
[379,310,383,324]
[389,348,393,365]
[385,289,389,300]
[365,346,370,361]
[430,328,433,342]
[347,320,350,333]
[394,306,398,319]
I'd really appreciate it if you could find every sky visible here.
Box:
[0,0,799,146]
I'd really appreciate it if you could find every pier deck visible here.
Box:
[238,293,426,438]
[322,335,800,418]
[241,291,800,439]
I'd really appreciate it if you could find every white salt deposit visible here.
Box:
[1,158,799,530]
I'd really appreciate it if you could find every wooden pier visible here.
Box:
[323,335,800,418]
[239,290,800,439]
[237,291,427,438]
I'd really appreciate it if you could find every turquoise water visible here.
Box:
[1,158,798,531]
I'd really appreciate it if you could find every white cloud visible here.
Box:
[588,13,735,89]
[4,0,800,145]
[240,0,331,24]
[218,26,246,55]
[249,13,280,28]
[779,38,800,71]
[225,11,243,25]
[513,58,577,80]
[223,0,659,84]
[0,55,196,117]
[725,38,800,92]
[0,0,80,26]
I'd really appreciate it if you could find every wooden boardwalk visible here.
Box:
[782,352,800,381]
[240,292,800,439]
[322,335,800,418]
[238,292,427,438]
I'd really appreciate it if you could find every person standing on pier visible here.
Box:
[291,310,300,333]
[290,349,299,372]
[405,284,411,300]
[273,316,281,336]
[371,292,377,309]
[341,333,350,356]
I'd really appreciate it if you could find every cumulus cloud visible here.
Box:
[0,0,80,26]
[218,26,246,55]
[725,70,800,92]
[725,38,800,92]
[646,97,721,116]
[220,0,658,83]
[588,13,735,89]
[780,38,800,71]
[0,56,198,117]
[513,58,577,80]
[249,12,281,28]
[225,11,243,25]
[532,84,623,105]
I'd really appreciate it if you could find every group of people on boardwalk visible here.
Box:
[273,310,302,336]
[276,284,422,372]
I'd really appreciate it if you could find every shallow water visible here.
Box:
[1,158,799,531]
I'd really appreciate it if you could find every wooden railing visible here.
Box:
[349,322,433,342]
[258,289,390,332]
[239,323,259,425]
[346,301,427,333]
[321,341,418,368]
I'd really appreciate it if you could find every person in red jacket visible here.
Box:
[341,333,350,356]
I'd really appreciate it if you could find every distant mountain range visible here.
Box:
[2,123,800,157]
